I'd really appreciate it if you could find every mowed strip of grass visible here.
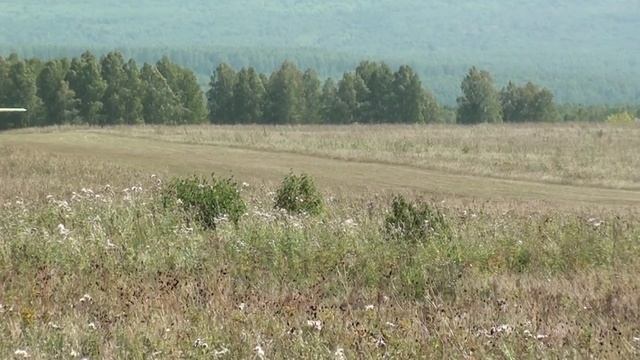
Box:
[2,129,640,208]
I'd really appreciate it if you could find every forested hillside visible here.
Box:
[1,1,638,105]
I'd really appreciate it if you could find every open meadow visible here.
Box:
[1,123,640,358]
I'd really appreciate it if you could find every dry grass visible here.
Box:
[83,122,640,189]
[1,125,640,358]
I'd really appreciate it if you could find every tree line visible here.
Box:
[0,51,206,130]
[1,51,637,130]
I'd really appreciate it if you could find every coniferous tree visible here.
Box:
[334,72,366,123]
[456,67,502,124]
[4,60,41,128]
[355,61,394,122]
[66,51,107,124]
[301,69,322,123]
[101,51,128,124]
[140,63,181,124]
[207,63,236,123]
[122,59,144,124]
[157,57,206,124]
[264,61,304,124]
[232,67,265,123]
[37,60,78,125]
[319,78,339,123]
[500,81,557,122]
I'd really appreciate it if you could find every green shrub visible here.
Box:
[163,174,246,229]
[274,172,323,215]
[384,195,450,243]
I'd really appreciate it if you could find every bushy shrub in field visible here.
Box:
[163,174,246,229]
[384,195,450,243]
[274,172,323,215]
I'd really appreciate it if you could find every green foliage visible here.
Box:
[274,172,323,215]
[456,67,502,124]
[384,195,450,244]
[164,174,246,230]
[501,81,557,122]
[140,63,181,124]
[264,61,304,124]
[66,51,107,124]
[232,67,266,123]
[207,63,236,124]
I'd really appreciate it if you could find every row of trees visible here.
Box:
[3,50,613,129]
[456,67,557,124]
[208,61,440,124]
[0,52,206,129]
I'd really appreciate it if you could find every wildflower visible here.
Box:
[87,322,97,330]
[57,224,70,237]
[14,349,30,358]
[238,302,247,311]
[254,345,265,360]
[242,182,250,188]
[79,294,93,304]
[213,347,230,357]
[342,218,357,228]
[193,338,209,349]
[334,347,346,360]
[70,350,80,357]
[48,322,62,330]
[365,304,375,311]
[484,324,513,337]
[587,217,604,228]
[385,321,397,328]
[536,334,549,340]
[306,320,323,331]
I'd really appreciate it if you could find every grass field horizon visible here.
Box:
[2,123,639,358]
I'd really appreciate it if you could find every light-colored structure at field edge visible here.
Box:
[0,108,27,112]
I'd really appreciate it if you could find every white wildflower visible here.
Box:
[70,349,80,357]
[587,217,604,228]
[57,224,70,237]
[342,218,357,228]
[14,349,30,358]
[306,320,323,331]
[193,338,209,349]
[105,239,117,250]
[87,322,97,330]
[334,347,346,360]
[254,344,265,360]
[484,324,513,337]
[242,182,250,188]
[365,304,375,311]
[238,302,247,311]
[48,322,62,330]
[213,347,230,357]
[536,334,549,340]
[79,294,93,304]
[385,321,397,328]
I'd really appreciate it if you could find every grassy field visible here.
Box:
[1,124,640,358]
